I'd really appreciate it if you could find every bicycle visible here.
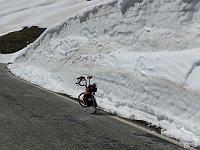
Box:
[76,76,97,113]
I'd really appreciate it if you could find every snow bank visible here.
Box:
[5,0,200,147]
[0,0,112,35]
[0,49,25,64]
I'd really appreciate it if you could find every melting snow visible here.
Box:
[1,0,200,148]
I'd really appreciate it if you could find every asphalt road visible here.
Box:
[0,64,185,150]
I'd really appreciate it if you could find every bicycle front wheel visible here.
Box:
[78,92,87,107]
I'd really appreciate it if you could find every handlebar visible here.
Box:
[77,76,85,80]
[76,76,87,86]
[76,76,93,87]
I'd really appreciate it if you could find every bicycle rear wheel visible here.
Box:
[78,92,87,107]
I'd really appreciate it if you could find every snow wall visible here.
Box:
[8,0,200,147]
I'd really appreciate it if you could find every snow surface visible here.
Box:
[0,0,112,35]
[0,49,26,63]
[1,0,200,148]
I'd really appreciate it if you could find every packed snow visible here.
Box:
[1,0,200,148]
[0,0,112,35]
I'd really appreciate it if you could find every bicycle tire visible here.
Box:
[78,92,88,107]
[78,92,96,107]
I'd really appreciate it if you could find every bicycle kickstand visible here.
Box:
[84,108,89,112]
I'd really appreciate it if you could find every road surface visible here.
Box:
[0,64,185,150]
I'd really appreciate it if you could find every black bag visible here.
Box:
[90,84,97,92]
[87,96,93,107]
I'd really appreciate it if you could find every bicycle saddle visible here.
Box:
[87,76,93,79]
